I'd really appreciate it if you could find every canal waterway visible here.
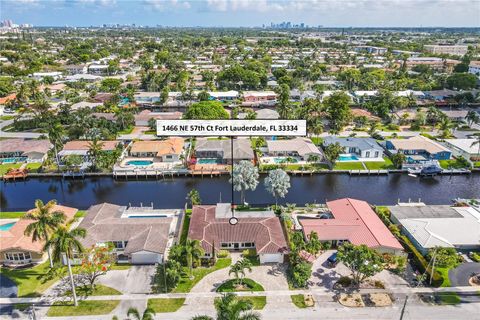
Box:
[1,174,479,211]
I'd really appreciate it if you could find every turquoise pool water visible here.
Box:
[197,158,219,164]
[338,155,359,161]
[273,157,298,163]
[127,160,153,166]
[1,157,26,164]
[0,222,15,231]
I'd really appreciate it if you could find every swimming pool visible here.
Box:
[273,157,298,164]
[337,154,359,162]
[127,160,153,166]
[0,222,16,231]
[197,158,219,164]
[1,157,27,164]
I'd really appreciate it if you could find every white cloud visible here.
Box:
[144,0,191,11]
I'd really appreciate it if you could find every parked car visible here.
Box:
[327,251,338,267]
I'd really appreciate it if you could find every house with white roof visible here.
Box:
[444,139,480,162]
[388,204,480,254]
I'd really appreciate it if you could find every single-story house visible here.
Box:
[70,101,103,111]
[443,139,479,162]
[0,139,52,162]
[265,137,324,161]
[188,204,289,264]
[238,108,279,120]
[323,137,384,160]
[65,74,103,82]
[76,203,178,264]
[88,64,109,75]
[0,205,77,266]
[242,91,277,106]
[299,198,404,255]
[194,138,254,164]
[134,110,182,126]
[441,110,468,122]
[386,135,452,164]
[129,138,184,162]
[388,204,480,255]
[208,91,239,101]
[58,140,119,163]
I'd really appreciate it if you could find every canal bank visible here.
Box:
[1,173,479,211]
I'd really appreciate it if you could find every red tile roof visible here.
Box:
[300,198,403,250]
[188,205,289,255]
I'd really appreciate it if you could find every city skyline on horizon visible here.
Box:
[1,0,479,28]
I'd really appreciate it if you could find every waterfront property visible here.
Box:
[261,137,324,164]
[242,91,277,107]
[388,203,480,255]
[0,139,52,163]
[194,138,254,165]
[129,138,184,162]
[58,140,120,164]
[443,139,480,163]
[0,205,77,266]
[323,137,384,161]
[76,203,179,264]
[299,198,404,255]
[188,203,289,264]
[386,135,452,167]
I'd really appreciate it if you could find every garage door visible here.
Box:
[131,251,162,264]
[259,253,283,264]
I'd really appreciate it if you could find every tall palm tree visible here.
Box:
[127,307,156,320]
[46,122,65,169]
[46,226,86,306]
[215,293,261,320]
[183,239,204,277]
[87,139,104,171]
[23,200,66,268]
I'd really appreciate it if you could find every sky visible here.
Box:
[2,0,479,28]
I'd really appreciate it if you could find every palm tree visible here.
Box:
[229,259,252,287]
[46,122,65,169]
[183,239,205,277]
[23,199,67,268]
[215,293,261,320]
[471,133,480,160]
[127,307,156,320]
[46,226,86,306]
[87,139,104,171]
[191,316,213,320]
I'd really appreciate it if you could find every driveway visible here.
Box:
[97,265,156,294]
[308,250,408,291]
[449,262,480,287]
[0,274,17,315]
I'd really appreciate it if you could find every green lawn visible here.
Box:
[147,298,185,313]
[0,211,25,219]
[436,267,451,287]
[174,258,232,293]
[333,162,364,170]
[0,163,22,175]
[179,210,191,245]
[363,158,395,170]
[436,292,461,305]
[0,262,63,297]
[215,296,266,310]
[46,300,120,317]
[310,137,323,145]
[110,263,132,270]
[117,126,134,135]
[216,278,264,292]
[26,163,42,172]
[439,159,470,169]
[143,130,157,135]
[0,115,15,121]
[291,294,308,308]
[66,284,122,297]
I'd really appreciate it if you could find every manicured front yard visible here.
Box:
[291,294,308,308]
[0,163,22,175]
[46,300,120,317]
[1,262,63,297]
[333,162,364,170]
[66,284,122,297]
[439,159,469,169]
[216,278,264,292]
[0,211,25,219]
[174,258,232,293]
[147,298,185,313]
[110,263,132,270]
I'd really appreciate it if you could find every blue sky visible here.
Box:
[2,0,479,27]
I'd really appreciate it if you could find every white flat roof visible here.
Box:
[445,139,477,154]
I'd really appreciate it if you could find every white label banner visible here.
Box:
[156,120,306,136]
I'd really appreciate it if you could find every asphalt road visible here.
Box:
[449,262,480,287]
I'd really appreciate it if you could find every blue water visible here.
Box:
[127,160,153,166]
[128,215,167,218]
[197,158,219,164]
[338,155,359,161]
[0,222,15,231]
[274,157,298,163]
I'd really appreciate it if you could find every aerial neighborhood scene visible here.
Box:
[0,0,480,319]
